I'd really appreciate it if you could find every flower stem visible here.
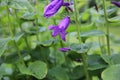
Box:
[102,0,111,55]
[6,6,25,66]
[73,0,81,43]
[73,0,90,80]
[81,53,90,80]
[14,10,31,50]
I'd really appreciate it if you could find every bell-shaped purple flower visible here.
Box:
[48,16,70,41]
[59,47,70,52]
[111,1,120,7]
[44,0,70,18]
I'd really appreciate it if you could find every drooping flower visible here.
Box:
[44,0,70,18]
[48,16,70,41]
[111,1,120,7]
[59,47,70,52]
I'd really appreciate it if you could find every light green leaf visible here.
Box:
[28,61,47,79]
[102,64,120,80]
[18,61,47,79]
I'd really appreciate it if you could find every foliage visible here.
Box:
[0,0,120,80]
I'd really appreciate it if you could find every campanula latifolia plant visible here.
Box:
[0,0,120,80]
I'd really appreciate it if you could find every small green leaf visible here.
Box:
[102,64,120,80]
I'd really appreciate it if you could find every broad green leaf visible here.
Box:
[28,61,48,79]
[48,66,69,80]
[87,54,107,70]
[101,54,120,65]
[102,64,120,80]
[70,43,91,53]
[31,45,50,61]
[18,61,47,79]
[0,38,11,57]
[69,66,85,80]
[101,54,111,64]
[110,54,120,64]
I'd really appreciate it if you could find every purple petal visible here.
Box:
[44,0,63,18]
[51,26,59,37]
[62,2,70,7]
[48,25,57,30]
[59,47,70,52]
[111,1,120,7]
[58,16,70,30]
[60,31,67,41]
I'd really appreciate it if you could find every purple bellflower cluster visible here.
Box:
[111,1,120,7]
[44,0,71,52]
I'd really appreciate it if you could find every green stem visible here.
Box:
[73,0,81,43]
[34,0,40,41]
[102,0,111,55]
[7,6,25,65]
[81,53,90,80]
[14,10,31,50]
[73,0,90,80]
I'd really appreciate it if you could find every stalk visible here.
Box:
[102,0,111,55]
[73,0,90,80]
[14,10,31,50]
[6,6,25,65]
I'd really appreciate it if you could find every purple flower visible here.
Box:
[59,47,70,52]
[48,16,70,41]
[111,1,120,7]
[44,0,70,18]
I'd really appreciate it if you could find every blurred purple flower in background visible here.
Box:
[111,1,120,7]
[48,16,70,41]
[59,47,70,52]
[44,0,70,18]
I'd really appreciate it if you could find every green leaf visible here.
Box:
[70,43,91,53]
[10,0,33,10]
[28,61,48,79]
[81,30,105,37]
[18,61,47,79]
[0,63,13,79]
[102,64,120,80]
[13,33,24,42]
[69,66,85,80]
[48,66,69,80]
[110,54,120,65]
[0,38,11,57]
[87,54,107,70]
[31,45,50,61]
[101,54,120,65]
